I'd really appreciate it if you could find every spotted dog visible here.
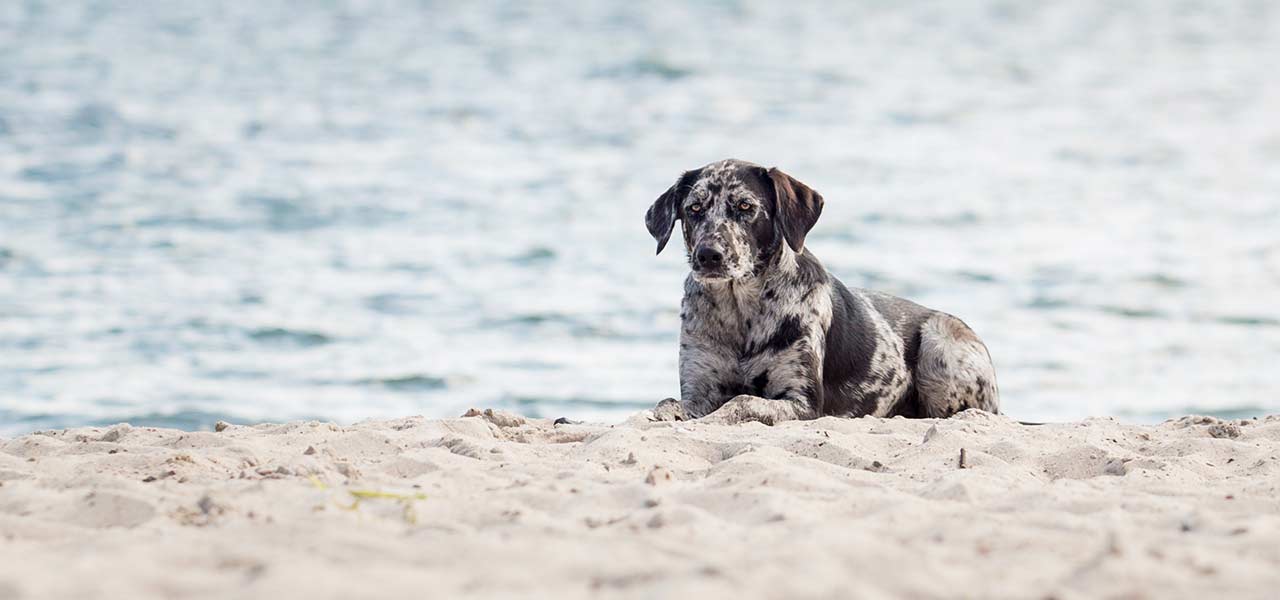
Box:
[644,159,999,425]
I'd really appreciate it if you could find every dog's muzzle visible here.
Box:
[692,245,725,274]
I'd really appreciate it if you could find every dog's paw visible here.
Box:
[650,398,687,422]
[703,395,776,426]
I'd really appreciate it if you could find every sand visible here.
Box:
[2,409,1279,599]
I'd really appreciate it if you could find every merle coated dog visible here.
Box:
[645,159,999,425]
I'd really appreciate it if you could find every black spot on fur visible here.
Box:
[974,376,990,408]
[718,381,748,401]
[903,328,923,372]
[820,280,877,415]
[887,386,923,418]
[763,289,776,301]
[751,371,769,396]
[747,315,803,357]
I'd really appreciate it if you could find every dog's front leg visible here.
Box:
[650,340,736,422]
[701,394,815,425]
[673,333,745,419]
[703,347,824,426]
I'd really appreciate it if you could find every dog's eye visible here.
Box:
[737,201,752,211]
[689,203,703,213]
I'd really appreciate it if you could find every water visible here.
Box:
[2,1,1279,435]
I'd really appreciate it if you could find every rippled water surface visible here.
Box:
[3,1,1279,433]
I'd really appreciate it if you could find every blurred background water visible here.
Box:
[2,1,1279,435]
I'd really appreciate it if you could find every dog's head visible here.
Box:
[645,159,824,281]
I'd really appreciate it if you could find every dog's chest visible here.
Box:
[694,281,798,362]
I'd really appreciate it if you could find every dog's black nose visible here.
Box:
[694,246,723,269]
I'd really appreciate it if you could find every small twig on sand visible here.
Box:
[958,448,969,469]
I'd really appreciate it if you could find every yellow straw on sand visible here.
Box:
[309,475,428,523]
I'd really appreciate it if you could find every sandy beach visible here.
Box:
[2,409,1278,599]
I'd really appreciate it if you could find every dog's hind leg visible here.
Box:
[915,314,1000,417]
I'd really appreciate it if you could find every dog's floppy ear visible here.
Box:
[767,167,824,253]
[645,169,699,255]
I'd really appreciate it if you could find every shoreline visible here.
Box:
[2,410,1278,598]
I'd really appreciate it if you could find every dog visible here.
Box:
[644,159,999,425]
